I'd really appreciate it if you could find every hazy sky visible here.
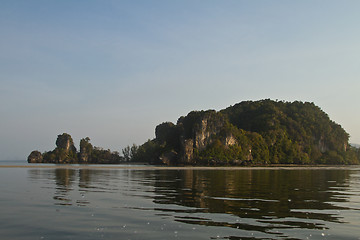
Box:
[1,0,360,160]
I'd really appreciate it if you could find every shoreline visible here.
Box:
[0,164,359,170]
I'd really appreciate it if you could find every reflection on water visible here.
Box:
[28,168,128,206]
[129,169,358,239]
[53,169,76,205]
[25,168,360,239]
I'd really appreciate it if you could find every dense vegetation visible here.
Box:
[128,100,359,165]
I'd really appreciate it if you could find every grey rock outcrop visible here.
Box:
[56,133,77,153]
[79,137,92,163]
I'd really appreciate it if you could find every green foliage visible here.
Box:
[155,122,180,151]
[130,140,162,164]
[247,132,270,164]
[33,134,124,164]
[122,144,139,162]
[221,99,355,165]
[137,99,359,166]
[122,145,131,162]
[91,147,123,164]
[42,151,56,163]
[196,140,245,165]
[43,147,78,164]
[80,137,92,153]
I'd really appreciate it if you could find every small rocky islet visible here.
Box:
[28,99,360,165]
[28,134,122,164]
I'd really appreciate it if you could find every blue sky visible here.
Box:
[1,0,360,160]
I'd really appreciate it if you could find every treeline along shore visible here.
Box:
[28,99,360,166]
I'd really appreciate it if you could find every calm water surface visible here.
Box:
[1,164,360,240]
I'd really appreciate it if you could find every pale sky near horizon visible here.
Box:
[1,0,360,160]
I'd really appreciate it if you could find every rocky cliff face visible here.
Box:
[172,110,237,164]
[79,137,92,163]
[56,133,77,153]
[52,133,77,163]
[192,115,225,150]
[181,138,194,164]
[318,136,329,153]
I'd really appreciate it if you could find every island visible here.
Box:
[28,134,123,164]
[28,99,360,165]
[129,99,360,165]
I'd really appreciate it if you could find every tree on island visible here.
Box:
[122,144,138,162]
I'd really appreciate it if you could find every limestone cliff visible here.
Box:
[45,133,78,163]
[79,137,92,163]
[177,110,236,164]
[56,133,77,153]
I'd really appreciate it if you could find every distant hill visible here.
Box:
[130,99,360,165]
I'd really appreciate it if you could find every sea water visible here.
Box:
[0,163,360,239]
